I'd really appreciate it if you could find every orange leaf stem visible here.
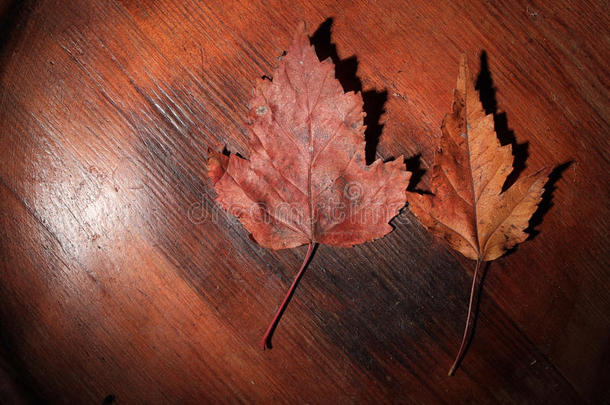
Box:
[448,257,482,375]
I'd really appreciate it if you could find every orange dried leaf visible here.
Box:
[408,55,549,262]
[407,55,550,375]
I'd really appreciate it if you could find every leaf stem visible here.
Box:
[260,242,316,350]
[448,257,483,376]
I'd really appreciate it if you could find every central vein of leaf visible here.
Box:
[463,78,482,258]
[305,58,315,242]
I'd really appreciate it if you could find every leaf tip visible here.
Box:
[459,52,468,66]
[537,166,554,181]
[457,53,471,87]
[291,20,309,45]
[295,20,307,35]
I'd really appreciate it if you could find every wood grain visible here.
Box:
[0,0,608,403]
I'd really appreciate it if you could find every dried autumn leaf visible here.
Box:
[208,23,410,349]
[407,55,550,375]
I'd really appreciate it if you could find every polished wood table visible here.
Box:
[0,0,608,403]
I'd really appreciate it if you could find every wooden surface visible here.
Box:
[0,0,608,403]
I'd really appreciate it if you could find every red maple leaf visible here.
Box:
[208,23,410,349]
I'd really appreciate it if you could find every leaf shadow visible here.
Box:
[475,51,529,192]
[310,18,388,165]
[408,53,568,245]
[475,51,571,249]
[526,161,572,240]
[404,154,428,193]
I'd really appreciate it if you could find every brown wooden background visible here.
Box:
[0,0,608,403]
